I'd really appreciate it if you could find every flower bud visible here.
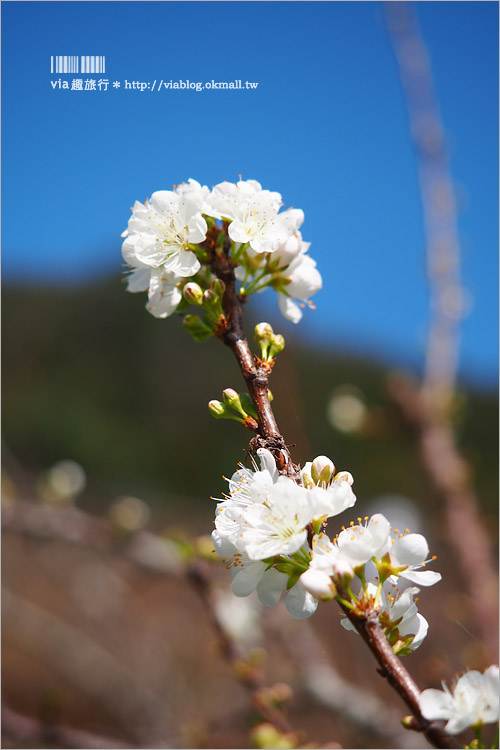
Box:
[211,279,226,297]
[208,400,226,418]
[254,322,274,359]
[222,388,247,418]
[268,334,285,359]
[299,569,336,601]
[203,289,219,306]
[311,455,335,485]
[183,282,204,306]
[335,470,354,486]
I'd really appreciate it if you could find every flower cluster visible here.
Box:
[299,512,441,653]
[213,451,441,654]
[212,450,356,619]
[420,666,499,735]
[212,449,440,638]
[122,178,321,324]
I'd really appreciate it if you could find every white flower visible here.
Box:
[309,532,355,580]
[420,666,500,734]
[385,531,442,587]
[278,251,322,324]
[382,584,429,651]
[340,581,428,652]
[213,449,279,546]
[234,476,319,560]
[274,230,309,267]
[124,266,183,319]
[335,514,392,567]
[228,196,301,254]
[205,180,304,254]
[214,452,356,562]
[305,471,357,520]
[204,179,281,222]
[122,186,207,277]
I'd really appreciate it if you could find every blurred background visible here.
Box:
[1,2,498,749]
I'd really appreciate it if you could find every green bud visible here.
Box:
[209,399,245,425]
[183,314,214,342]
[222,388,248,418]
[311,456,335,485]
[208,400,226,418]
[183,282,204,306]
[203,289,219,307]
[254,322,274,359]
[268,334,285,359]
[211,279,226,297]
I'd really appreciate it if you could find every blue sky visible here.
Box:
[2,1,498,386]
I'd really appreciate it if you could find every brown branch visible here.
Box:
[207,251,456,749]
[389,375,499,661]
[266,610,422,748]
[211,248,299,478]
[340,603,458,749]
[382,1,498,664]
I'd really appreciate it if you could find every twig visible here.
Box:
[208,242,299,479]
[389,375,499,661]
[210,241,456,750]
[384,0,498,662]
[340,603,458,749]
[267,611,427,748]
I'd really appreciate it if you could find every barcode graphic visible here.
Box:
[50,56,106,74]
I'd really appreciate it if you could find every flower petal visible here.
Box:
[284,583,318,620]
[419,688,454,721]
[256,568,287,607]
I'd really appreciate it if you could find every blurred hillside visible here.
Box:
[2,277,498,528]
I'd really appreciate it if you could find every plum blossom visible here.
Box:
[334,514,392,568]
[276,243,322,324]
[419,666,499,734]
[326,514,441,586]
[385,531,442,587]
[205,179,304,254]
[308,532,355,581]
[122,181,207,277]
[213,452,356,562]
[340,582,429,653]
[212,450,356,618]
[204,179,280,221]
[124,266,182,319]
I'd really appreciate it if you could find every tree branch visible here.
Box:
[211,248,299,478]
[209,241,457,750]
